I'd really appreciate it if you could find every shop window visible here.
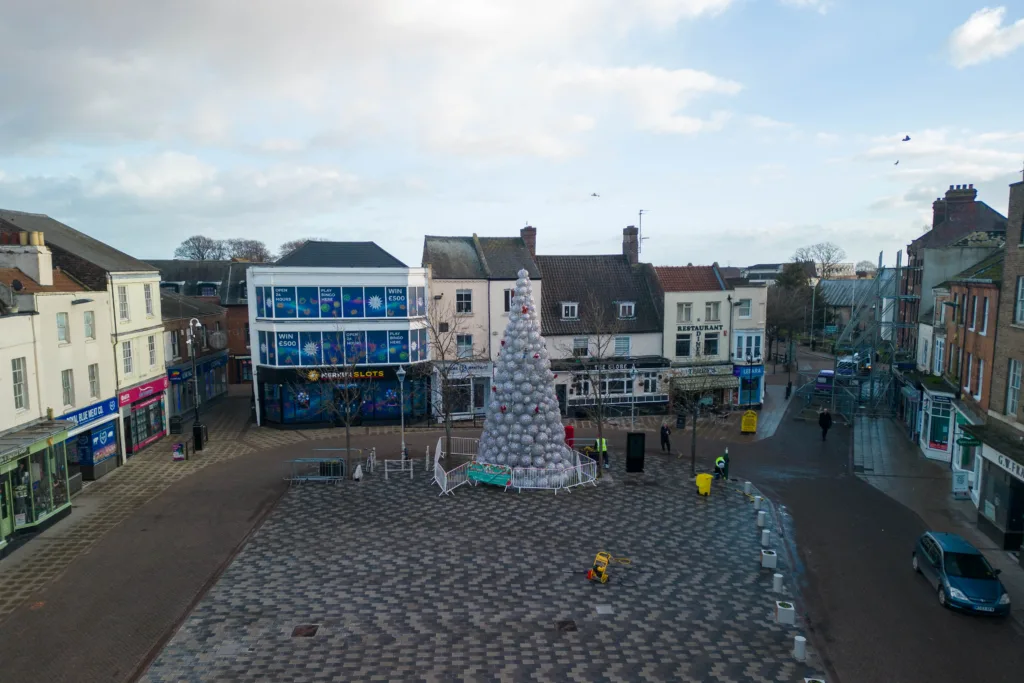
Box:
[979,460,1011,529]
[242,361,253,381]
[11,356,28,411]
[30,449,54,518]
[928,400,951,450]
[601,374,630,395]
[472,377,489,412]
[445,379,471,414]
[675,333,691,357]
[642,372,658,394]
[704,333,719,356]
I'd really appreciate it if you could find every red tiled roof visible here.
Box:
[0,267,86,293]
[653,266,724,292]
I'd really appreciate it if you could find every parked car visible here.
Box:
[912,531,1011,617]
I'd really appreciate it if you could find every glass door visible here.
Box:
[0,475,12,544]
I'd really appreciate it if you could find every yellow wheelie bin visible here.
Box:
[695,473,713,496]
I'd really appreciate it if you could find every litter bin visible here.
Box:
[676,414,686,429]
[695,473,713,496]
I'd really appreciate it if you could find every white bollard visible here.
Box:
[761,529,771,547]
[409,460,415,480]
[793,635,807,661]
[773,572,784,592]
[425,446,429,472]
[757,510,767,528]
[744,481,752,495]
[754,495,762,510]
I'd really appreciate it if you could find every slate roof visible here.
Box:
[160,291,226,321]
[745,261,817,278]
[0,209,157,275]
[144,259,250,306]
[654,265,725,292]
[0,267,87,294]
[910,201,1007,251]
[943,251,1004,287]
[535,255,662,335]
[422,235,541,280]
[718,266,742,280]
[274,241,406,268]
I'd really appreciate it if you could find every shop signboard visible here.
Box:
[90,422,118,465]
[119,376,169,407]
[995,453,1024,483]
[741,410,758,434]
[62,397,119,429]
[952,470,970,499]
[319,287,342,318]
[388,330,409,363]
[675,363,733,378]
[733,365,765,379]
[276,332,300,366]
[345,331,366,362]
[386,287,408,317]
[273,287,297,318]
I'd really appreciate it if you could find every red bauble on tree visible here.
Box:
[500,405,507,413]
[521,305,528,314]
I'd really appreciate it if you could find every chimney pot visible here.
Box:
[949,185,954,190]
[622,226,639,265]
[520,225,537,258]
[18,231,28,246]
[969,184,973,189]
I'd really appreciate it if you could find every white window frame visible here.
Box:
[84,310,96,340]
[148,335,157,366]
[144,283,154,317]
[981,297,989,335]
[123,340,134,375]
[561,302,578,320]
[1007,359,1022,416]
[1014,278,1024,324]
[456,334,473,359]
[618,301,635,319]
[613,336,630,357]
[61,369,75,407]
[118,285,130,321]
[57,312,70,343]
[572,337,589,357]
[88,363,100,399]
[933,338,944,375]
[11,357,28,411]
[969,295,977,330]
[677,302,692,323]
[504,288,514,313]
[737,299,752,318]
[705,301,721,322]
[974,359,984,401]
[455,289,473,315]
[966,352,972,389]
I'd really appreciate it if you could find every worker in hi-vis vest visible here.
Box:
[598,437,609,469]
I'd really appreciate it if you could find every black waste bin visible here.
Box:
[676,414,686,430]
[169,415,183,435]
[625,432,645,473]
[193,422,205,452]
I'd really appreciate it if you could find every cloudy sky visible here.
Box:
[1,1,1023,268]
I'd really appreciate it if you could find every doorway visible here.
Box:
[556,385,567,416]
[0,474,12,544]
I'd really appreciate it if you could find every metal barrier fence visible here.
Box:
[384,459,415,480]
[286,458,347,485]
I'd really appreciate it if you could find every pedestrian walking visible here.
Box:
[660,424,671,452]
[819,408,833,441]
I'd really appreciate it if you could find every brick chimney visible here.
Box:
[623,225,639,265]
[0,231,53,286]
[933,183,978,227]
[520,225,537,258]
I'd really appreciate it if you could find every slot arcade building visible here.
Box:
[249,242,431,427]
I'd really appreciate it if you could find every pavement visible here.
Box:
[141,452,817,682]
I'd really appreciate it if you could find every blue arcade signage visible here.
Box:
[733,365,765,379]
[61,397,119,430]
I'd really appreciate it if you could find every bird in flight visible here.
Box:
[591,192,600,197]
[902,135,911,142]
[894,160,900,165]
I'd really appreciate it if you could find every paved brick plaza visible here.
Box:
[142,454,817,682]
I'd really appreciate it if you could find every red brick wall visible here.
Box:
[990,182,1024,422]
[225,305,251,384]
[164,309,228,363]
[947,282,999,412]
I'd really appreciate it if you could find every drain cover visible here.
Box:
[291,624,320,637]
[556,620,578,632]
[595,605,613,615]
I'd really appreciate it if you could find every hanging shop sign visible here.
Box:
[956,434,981,447]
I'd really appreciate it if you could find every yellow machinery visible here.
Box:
[587,551,612,583]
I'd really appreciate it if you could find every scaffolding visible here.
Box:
[825,251,920,422]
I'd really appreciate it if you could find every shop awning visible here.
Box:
[0,420,75,468]
[671,375,739,392]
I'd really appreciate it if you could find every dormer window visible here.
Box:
[618,301,635,319]
[199,282,219,297]
[239,281,247,300]
[561,302,578,320]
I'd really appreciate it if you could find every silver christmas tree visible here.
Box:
[477,269,574,480]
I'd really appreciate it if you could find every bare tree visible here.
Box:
[767,284,810,360]
[669,347,729,476]
[417,296,488,464]
[225,238,273,262]
[793,241,846,281]
[553,290,626,480]
[174,235,227,260]
[278,238,324,259]
[855,259,877,277]
[287,334,377,474]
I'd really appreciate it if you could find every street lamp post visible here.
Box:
[629,364,638,429]
[396,365,407,459]
[187,318,206,450]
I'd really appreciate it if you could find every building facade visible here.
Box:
[146,259,252,390]
[0,210,168,460]
[161,292,229,424]
[727,279,768,407]
[537,227,670,418]
[421,228,541,420]
[249,241,431,428]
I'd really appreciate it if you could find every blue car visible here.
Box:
[912,532,1011,617]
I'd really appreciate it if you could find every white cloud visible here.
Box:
[949,7,1024,68]
[859,128,1023,181]
[779,0,829,14]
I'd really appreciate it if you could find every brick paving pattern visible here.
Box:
[142,455,817,682]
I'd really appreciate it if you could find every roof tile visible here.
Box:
[653,266,724,292]
[0,267,86,293]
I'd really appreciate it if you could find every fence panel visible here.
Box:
[286,458,347,485]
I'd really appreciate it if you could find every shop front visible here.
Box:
[918,388,955,462]
[963,422,1024,554]
[60,397,121,482]
[666,362,738,410]
[556,358,671,418]
[119,376,170,456]
[167,351,229,418]
[435,361,492,421]
[732,364,765,408]
[0,421,74,555]
[950,402,984,507]
[256,364,431,427]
